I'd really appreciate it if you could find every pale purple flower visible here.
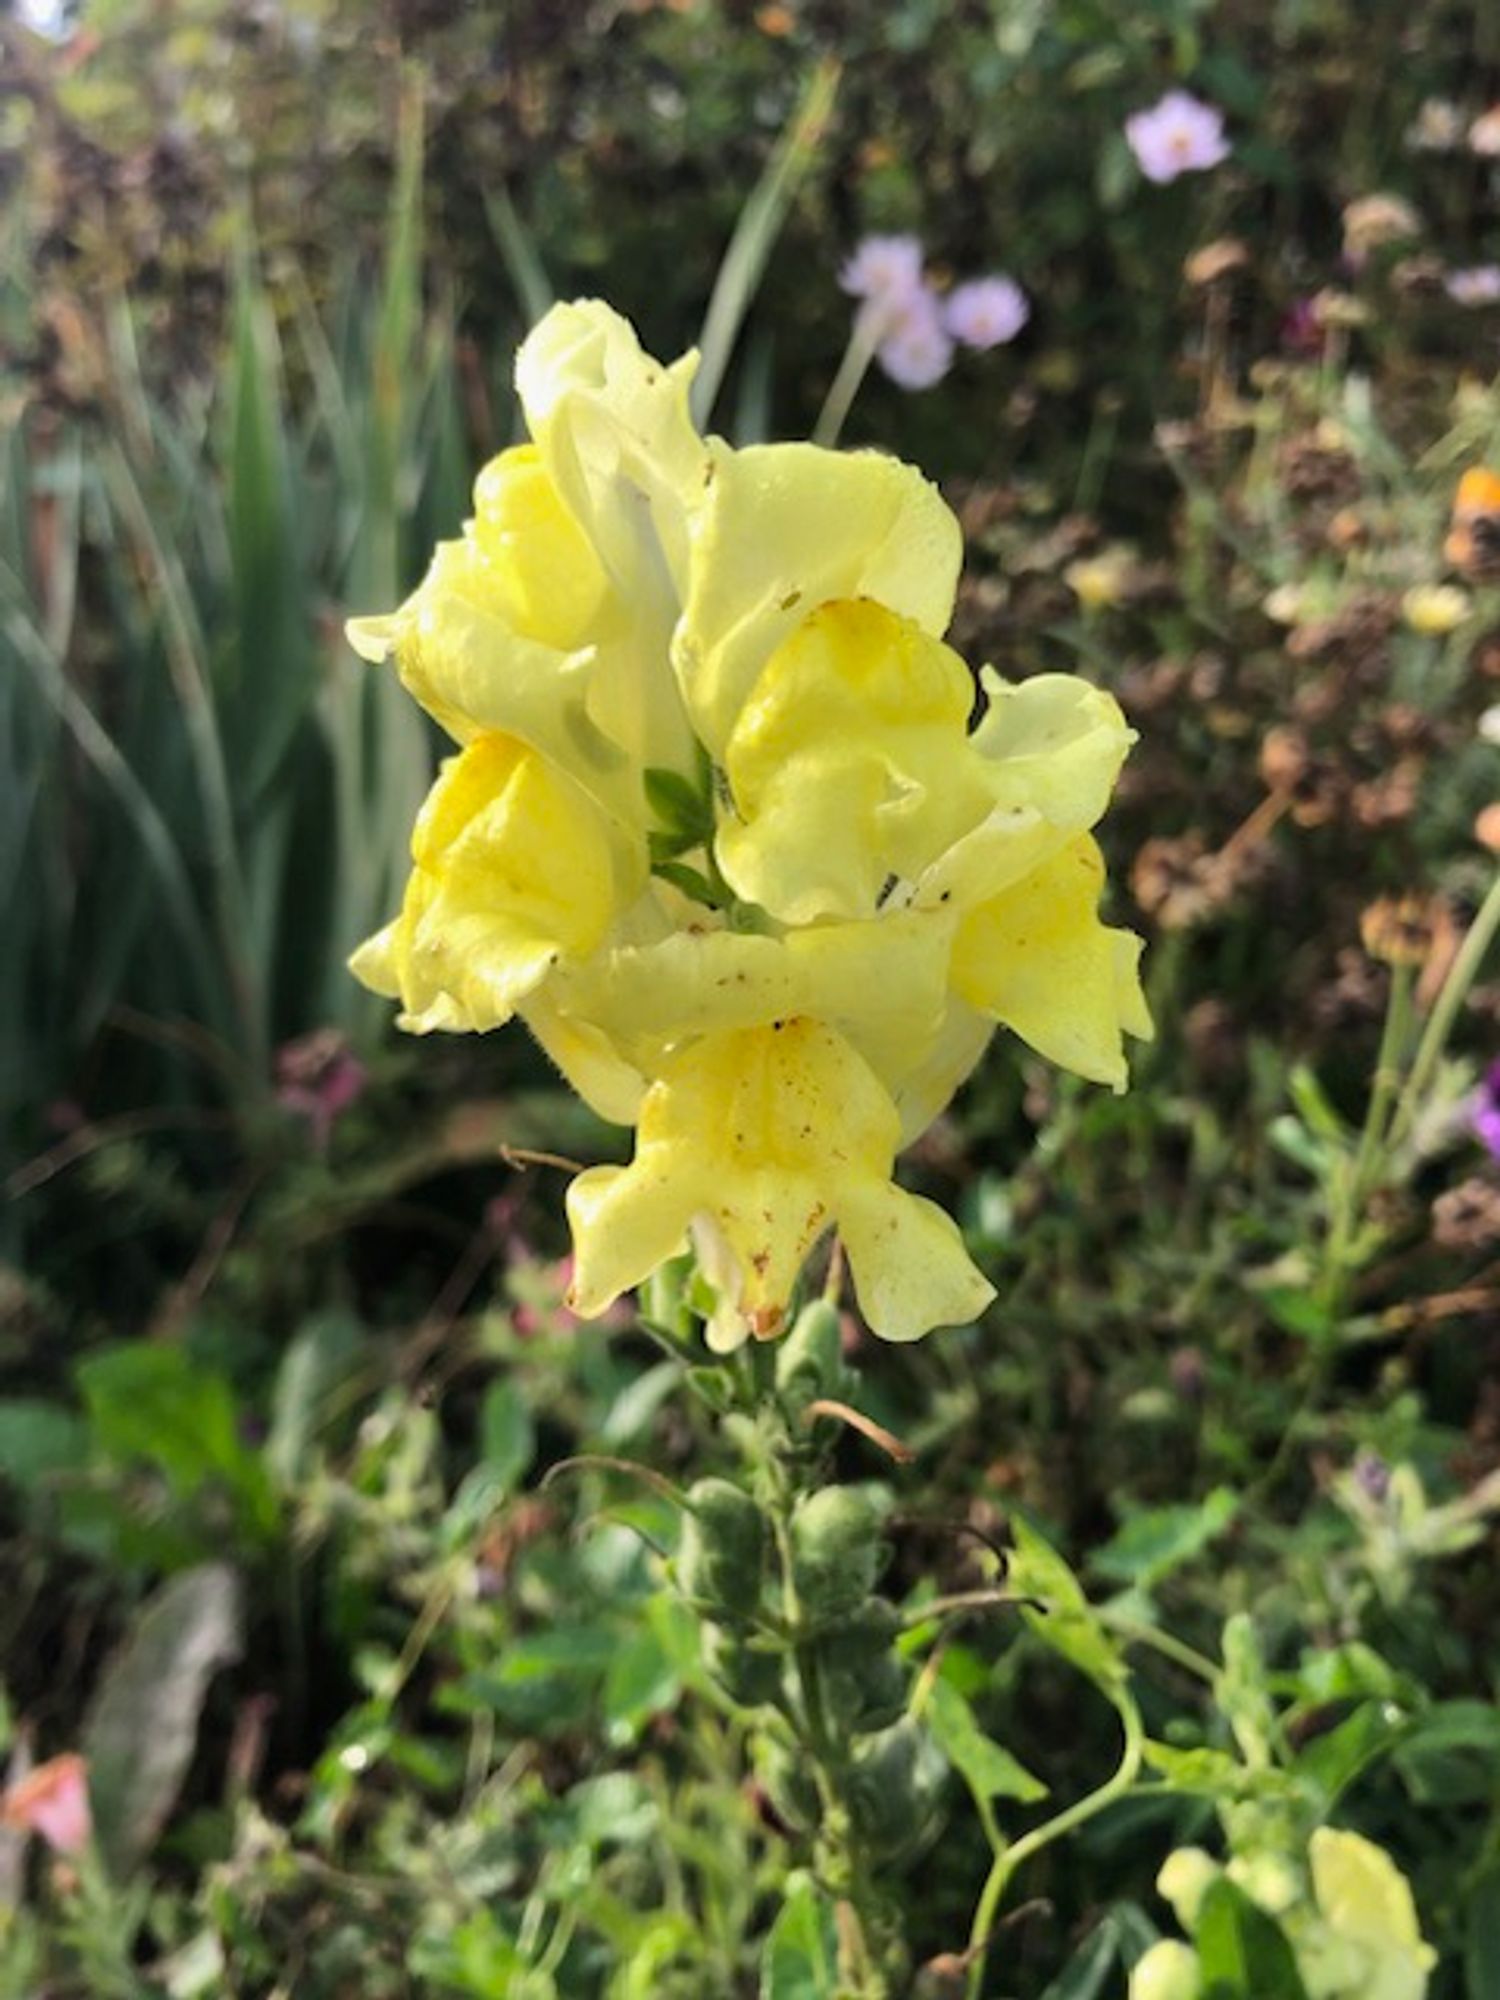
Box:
[945,275,1030,350]
[871,286,954,391]
[1446,266,1500,307]
[1125,90,1231,184]
[839,234,926,309]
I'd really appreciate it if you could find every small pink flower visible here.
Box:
[838,234,926,308]
[1125,90,1231,184]
[274,1029,368,1151]
[944,275,1030,349]
[2,1753,92,1856]
[1469,105,1500,158]
[871,286,954,391]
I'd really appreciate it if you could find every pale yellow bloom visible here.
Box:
[545,907,956,1093]
[1064,544,1138,611]
[350,733,644,1033]
[1156,1847,1220,1929]
[673,440,961,758]
[347,297,1150,1347]
[1299,1828,1435,2000]
[1401,582,1471,636]
[1128,1940,1199,2000]
[717,599,985,923]
[565,1019,995,1345]
[348,301,708,815]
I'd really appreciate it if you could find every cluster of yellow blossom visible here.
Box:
[349,301,1149,1348]
[1132,1830,1435,2000]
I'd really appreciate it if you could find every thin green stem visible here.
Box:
[812,308,883,449]
[1390,864,1500,1150]
[964,1694,1145,2000]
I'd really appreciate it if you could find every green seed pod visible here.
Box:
[814,1602,907,1734]
[774,1297,844,1413]
[845,1719,948,1863]
[756,1733,820,1834]
[678,1478,766,1616]
[789,1486,884,1627]
[701,1621,784,1709]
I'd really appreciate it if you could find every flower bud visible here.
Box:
[844,1719,947,1862]
[814,1602,907,1733]
[790,1487,884,1626]
[756,1734,820,1834]
[1129,1940,1200,2000]
[1157,1847,1221,1928]
[678,1478,766,1616]
[775,1297,845,1414]
[701,1622,783,1708]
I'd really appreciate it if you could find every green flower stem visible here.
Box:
[813,308,884,450]
[1320,960,1415,1316]
[964,1690,1145,2000]
[764,1454,891,1999]
[1390,861,1500,1150]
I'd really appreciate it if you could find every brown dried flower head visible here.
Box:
[1358,893,1449,971]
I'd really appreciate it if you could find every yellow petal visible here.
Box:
[350,734,644,1035]
[471,443,609,651]
[970,669,1136,830]
[1309,1830,1433,1960]
[951,833,1152,1089]
[545,907,955,1090]
[522,990,648,1128]
[674,440,962,757]
[887,996,996,1145]
[717,599,985,922]
[839,1180,995,1341]
[515,298,705,599]
[565,1019,992,1342]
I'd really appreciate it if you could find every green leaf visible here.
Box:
[602,1620,682,1748]
[926,1677,1048,1805]
[265,1311,364,1488]
[1009,1516,1130,1698]
[692,57,840,426]
[1194,1878,1309,2000]
[76,1344,277,1542]
[84,1564,243,1878]
[1294,1699,1409,1807]
[1142,1741,1247,1798]
[1036,1916,1121,2000]
[643,764,712,838]
[1257,1285,1335,1344]
[0,1398,88,1497]
[1467,1865,1500,1999]
[1394,1701,1500,1805]
[1093,1488,1238,1589]
[479,1377,536,1497]
[761,1871,837,2000]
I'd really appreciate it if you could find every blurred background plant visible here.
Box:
[4,0,1500,1994]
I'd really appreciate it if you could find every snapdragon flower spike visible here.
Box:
[349,297,1149,1348]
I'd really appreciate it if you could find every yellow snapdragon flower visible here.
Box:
[1144,1832,1435,2000]
[348,302,708,814]
[349,298,1149,1347]
[565,1019,994,1346]
[350,733,645,1035]
[1300,1829,1436,2000]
